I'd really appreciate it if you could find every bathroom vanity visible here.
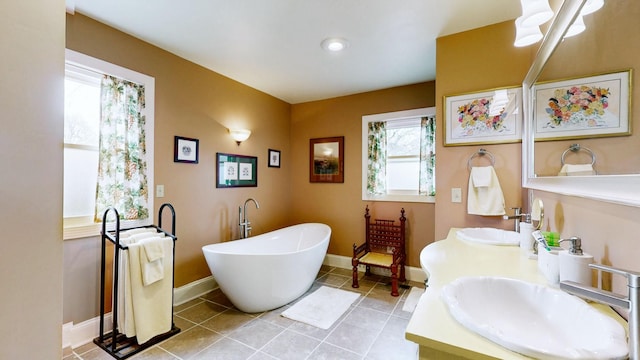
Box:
[405,228,627,359]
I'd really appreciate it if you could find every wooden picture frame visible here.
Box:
[444,86,522,146]
[174,136,199,163]
[216,153,257,188]
[533,70,631,141]
[268,149,281,168]
[309,136,344,183]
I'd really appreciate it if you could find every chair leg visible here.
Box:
[352,259,359,288]
[365,265,371,276]
[399,264,406,283]
[390,264,399,297]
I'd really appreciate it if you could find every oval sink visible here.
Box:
[441,276,628,360]
[456,227,520,246]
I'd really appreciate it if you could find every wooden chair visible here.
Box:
[352,206,406,296]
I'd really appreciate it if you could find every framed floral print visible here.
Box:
[444,86,522,146]
[533,70,631,141]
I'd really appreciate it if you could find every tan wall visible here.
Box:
[65,14,292,323]
[0,0,65,357]
[533,0,640,176]
[290,83,437,268]
[434,21,534,240]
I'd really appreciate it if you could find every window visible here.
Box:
[361,108,435,203]
[64,49,155,239]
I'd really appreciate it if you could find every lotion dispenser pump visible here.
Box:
[558,236,594,286]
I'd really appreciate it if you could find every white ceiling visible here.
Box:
[68,0,521,104]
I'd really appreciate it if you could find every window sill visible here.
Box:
[63,219,153,240]
[362,194,435,203]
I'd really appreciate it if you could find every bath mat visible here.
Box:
[402,287,424,312]
[281,286,360,329]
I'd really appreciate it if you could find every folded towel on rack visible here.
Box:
[558,164,596,176]
[125,231,160,243]
[125,237,174,344]
[471,166,493,187]
[120,228,156,239]
[467,166,506,216]
[140,236,167,286]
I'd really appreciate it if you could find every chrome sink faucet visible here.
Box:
[560,263,640,359]
[502,207,531,233]
[239,198,260,239]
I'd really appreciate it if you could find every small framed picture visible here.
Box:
[310,136,344,183]
[268,149,281,168]
[174,136,199,164]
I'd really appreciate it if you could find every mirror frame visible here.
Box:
[522,0,640,207]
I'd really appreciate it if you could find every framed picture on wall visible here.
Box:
[216,153,257,188]
[444,86,522,146]
[309,136,344,183]
[533,70,631,141]
[174,136,199,163]
[268,149,281,168]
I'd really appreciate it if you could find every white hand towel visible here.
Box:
[127,237,174,344]
[471,166,493,187]
[558,164,596,176]
[139,236,166,286]
[467,166,506,216]
[120,227,155,238]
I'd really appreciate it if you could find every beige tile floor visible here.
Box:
[64,266,424,360]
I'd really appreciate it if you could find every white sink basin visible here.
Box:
[456,227,520,246]
[441,276,628,360]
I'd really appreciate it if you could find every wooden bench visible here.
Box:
[352,206,406,296]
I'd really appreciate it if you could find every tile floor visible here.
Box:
[64,266,424,360]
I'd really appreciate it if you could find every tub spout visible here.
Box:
[239,198,260,239]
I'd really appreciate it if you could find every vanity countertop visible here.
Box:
[405,228,626,360]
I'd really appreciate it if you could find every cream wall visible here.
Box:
[0,1,65,358]
[65,13,292,323]
[434,21,534,240]
[289,83,437,268]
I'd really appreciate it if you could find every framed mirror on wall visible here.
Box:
[522,0,640,207]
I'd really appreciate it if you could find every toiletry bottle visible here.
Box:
[519,222,535,253]
[558,237,594,286]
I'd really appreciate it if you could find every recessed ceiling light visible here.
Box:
[321,38,349,52]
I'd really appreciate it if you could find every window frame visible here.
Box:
[361,107,435,203]
[63,49,155,240]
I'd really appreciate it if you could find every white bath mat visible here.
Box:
[402,287,424,313]
[281,286,360,329]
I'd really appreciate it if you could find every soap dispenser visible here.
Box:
[558,237,594,286]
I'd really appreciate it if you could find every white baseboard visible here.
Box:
[63,313,113,349]
[62,254,425,350]
[173,275,218,306]
[323,254,427,284]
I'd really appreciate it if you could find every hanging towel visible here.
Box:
[125,237,174,344]
[139,236,166,286]
[471,166,493,187]
[120,227,155,238]
[467,166,506,216]
[558,164,596,176]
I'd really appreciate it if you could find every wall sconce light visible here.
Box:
[229,129,251,146]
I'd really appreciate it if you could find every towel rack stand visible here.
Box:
[467,148,496,170]
[561,143,596,166]
[94,203,180,360]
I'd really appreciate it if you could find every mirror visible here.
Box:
[531,198,544,230]
[522,0,640,207]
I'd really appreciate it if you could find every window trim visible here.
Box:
[64,49,155,240]
[361,107,435,203]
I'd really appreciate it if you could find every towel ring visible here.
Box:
[561,143,596,166]
[467,148,495,170]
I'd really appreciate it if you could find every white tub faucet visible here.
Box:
[239,198,260,239]
[560,263,640,359]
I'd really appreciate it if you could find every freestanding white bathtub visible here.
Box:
[202,223,331,313]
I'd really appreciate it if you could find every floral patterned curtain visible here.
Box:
[367,121,387,195]
[419,116,436,196]
[94,75,149,222]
